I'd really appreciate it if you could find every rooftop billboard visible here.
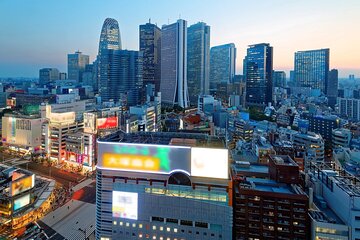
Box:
[10,174,35,197]
[98,142,229,179]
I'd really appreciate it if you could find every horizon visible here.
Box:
[1,0,360,78]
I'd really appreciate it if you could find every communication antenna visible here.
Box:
[149,18,151,24]
[179,14,181,19]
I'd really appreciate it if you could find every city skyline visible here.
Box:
[1,0,360,78]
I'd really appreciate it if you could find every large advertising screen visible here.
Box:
[97,117,118,129]
[13,194,30,211]
[10,175,35,197]
[112,191,138,220]
[98,142,191,174]
[191,147,228,179]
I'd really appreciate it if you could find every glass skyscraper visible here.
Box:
[99,50,143,106]
[139,22,161,93]
[160,19,189,109]
[96,18,122,94]
[98,18,122,55]
[209,43,236,93]
[245,43,273,107]
[67,51,89,83]
[139,21,162,92]
[187,22,210,106]
[294,48,329,93]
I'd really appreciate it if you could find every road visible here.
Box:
[0,151,85,188]
[18,161,84,188]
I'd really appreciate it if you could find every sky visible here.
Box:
[0,0,360,78]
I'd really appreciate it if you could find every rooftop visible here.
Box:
[237,177,305,195]
[101,130,225,148]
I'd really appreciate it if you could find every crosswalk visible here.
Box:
[1,158,30,167]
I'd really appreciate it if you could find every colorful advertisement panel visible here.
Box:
[10,175,35,197]
[98,142,191,174]
[97,117,118,129]
[112,191,138,220]
[13,194,30,211]
[190,147,228,179]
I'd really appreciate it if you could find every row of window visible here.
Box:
[112,221,221,238]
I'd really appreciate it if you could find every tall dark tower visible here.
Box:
[245,43,273,108]
[139,21,161,92]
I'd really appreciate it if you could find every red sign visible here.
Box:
[97,116,118,129]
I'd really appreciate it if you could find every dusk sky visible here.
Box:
[1,0,359,78]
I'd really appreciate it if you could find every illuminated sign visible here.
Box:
[98,142,191,174]
[13,194,30,211]
[98,142,229,179]
[84,112,97,134]
[112,191,138,220]
[10,175,35,197]
[191,147,228,179]
[49,112,75,124]
[97,117,118,130]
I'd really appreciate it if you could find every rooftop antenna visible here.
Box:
[149,18,151,24]
[179,14,181,19]
[168,18,169,24]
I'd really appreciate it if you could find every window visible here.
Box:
[180,220,193,226]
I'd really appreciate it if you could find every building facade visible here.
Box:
[39,68,60,86]
[245,43,273,107]
[327,69,338,108]
[160,19,189,108]
[99,50,143,106]
[67,51,89,83]
[96,131,232,240]
[139,22,161,92]
[273,71,286,88]
[338,97,360,121]
[187,22,210,106]
[98,18,122,56]
[2,115,43,153]
[294,49,329,93]
[209,43,236,93]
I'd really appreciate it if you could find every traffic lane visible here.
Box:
[18,162,84,187]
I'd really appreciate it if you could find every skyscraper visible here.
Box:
[39,68,60,86]
[273,71,286,88]
[245,43,273,107]
[160,19,189,108]
[187,22,210,106]
[99,49,143,106]
[98,18,122,55]
[294,48,329,93]
[139,21,161,92]
[96,18,122,93]
[67,51,89,82]
[327,69,338,108]
[209,43,236,93]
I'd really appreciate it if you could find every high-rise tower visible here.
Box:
[98,18,123,98]
[209,43,236,93]
[98,18,122,55]
[294,48,329,93]
[160,19,189,109]
[139,21,161,92]
[187,22,210,106]
[67,51,89,82]
[99,50,143,106]
[245,43,273,107]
